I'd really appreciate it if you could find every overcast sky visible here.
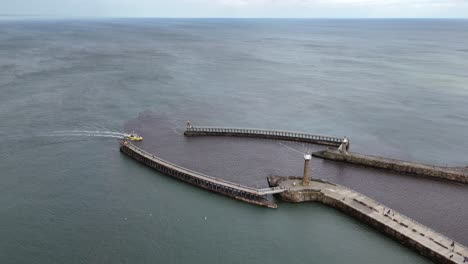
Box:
[1,0,468,18]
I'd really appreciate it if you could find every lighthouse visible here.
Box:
[303,154,312,185]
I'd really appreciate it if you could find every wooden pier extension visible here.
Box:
[184,126,343,147]
[120,142,284,208]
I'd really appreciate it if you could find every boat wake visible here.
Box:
[47,130,129,139]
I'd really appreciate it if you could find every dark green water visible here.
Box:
[1,18,468,263]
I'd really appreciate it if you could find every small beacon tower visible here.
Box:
[303,154,312,185]
[338,136,350,154]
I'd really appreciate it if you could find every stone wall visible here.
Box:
[312,149,468,184]
[120,144,278,208]
[268,176,463,264]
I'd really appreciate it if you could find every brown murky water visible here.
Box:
[126,112,468,245]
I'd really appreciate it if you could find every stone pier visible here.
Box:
[120,141,285,208]
[268,176,468,264]
[312,149,468,184]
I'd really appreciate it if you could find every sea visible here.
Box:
[0,18,467,264]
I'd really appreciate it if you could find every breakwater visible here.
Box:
[119,142,285,208]
[268,176,468,264]
[313,149,468,184]
[184,126,343,147]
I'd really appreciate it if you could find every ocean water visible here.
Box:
[1,18,468,264]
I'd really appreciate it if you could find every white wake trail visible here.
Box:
[53,130,128,136]
[45,133,124,139]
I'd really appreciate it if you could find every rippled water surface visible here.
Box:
[1,18,468,264]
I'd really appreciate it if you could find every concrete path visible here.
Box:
[278,178,468,264]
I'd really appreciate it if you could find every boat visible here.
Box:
[125,131,143,141]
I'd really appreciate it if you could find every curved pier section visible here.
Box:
[313,149,468,184]
[268,176,468,264]
[120,142,284,208]
[184,126,343,147]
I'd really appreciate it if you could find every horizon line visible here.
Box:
[1,15,468,20]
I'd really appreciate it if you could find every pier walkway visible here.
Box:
[313,149,468,184]
[184,126,343,147]
[269,176,468,264]
[120,142,285,208]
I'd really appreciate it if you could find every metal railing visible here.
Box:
[334,182,467,251]
[124,142,285,196]
[186,126,343,143]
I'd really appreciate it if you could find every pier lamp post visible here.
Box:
[303,154,312,185]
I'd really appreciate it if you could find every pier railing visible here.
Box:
[334,181,460,246]
[123,142,285,196]
[185,126,344,146]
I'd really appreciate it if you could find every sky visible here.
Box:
[1,0,468,18]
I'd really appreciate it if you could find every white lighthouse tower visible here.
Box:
[303,154,312,185]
